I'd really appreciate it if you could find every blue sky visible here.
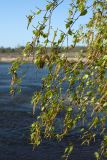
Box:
[0,0,92,48]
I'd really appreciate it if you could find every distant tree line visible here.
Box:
[0,46,86,55]
[0,46,25,54]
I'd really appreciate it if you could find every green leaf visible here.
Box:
[27,15,33,29]
[64,147,69,153]
[46,3,53,11]
[69,146,73,153]
[46,90,53,99]
[33,30,40,36]
[103,102,107,108]
[83,74,89,79]
[80,9,87,16]
[68,29,73,35]
[42,33,48,38]
[94,152,100,160]
[67,106,72,112]
[44,39,49,44]
[66,20,73,29]
[103,55,107,60]
[36,10,41,15]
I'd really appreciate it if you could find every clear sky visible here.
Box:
[0,0,92,48]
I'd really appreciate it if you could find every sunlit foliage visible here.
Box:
[10,0,107,159]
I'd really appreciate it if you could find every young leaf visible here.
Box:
[80,9,87,16]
